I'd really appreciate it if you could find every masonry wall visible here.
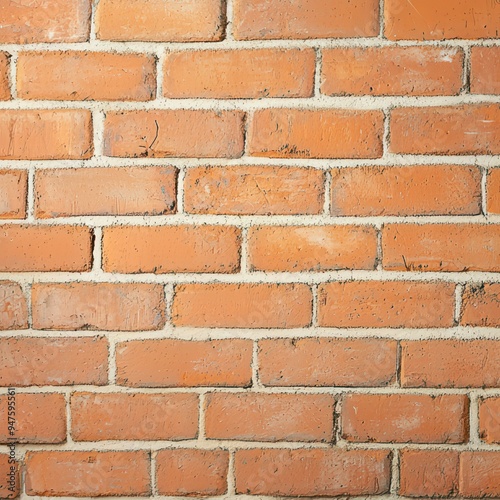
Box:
[0,0,499,497]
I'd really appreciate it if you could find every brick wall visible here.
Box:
[0,0,499,497]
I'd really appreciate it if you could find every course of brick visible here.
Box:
[0,0,499,497]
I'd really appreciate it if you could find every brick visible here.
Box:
[164,49,315,98]
[172,283,312,328]
[383,224,500,272]
[233,0,379,40]
[0,393,65,443]
[318,281,455,328]
[205,392,334,442]
[102,225,241,274]
[385,0,500,40]
[390,105,500,155]
[0,53,10,100]
[71,392,198,441]
[235,448,391,496]
[32,282,165,331]
[25,451,150,496]
[35,167,177,218]
[399,450,460,497]
[487,169,500,214]
[96,0,224,42]
[0,282,27,330]
[461,283,500,327]
[249,108,383,159]
[0,110,92,160]
[156,449,228,497]
[401,340,500,388]
[0,170,27,219]
[479,398,500,444]
[331,165,481,216]
[184,166,324,215]
[322,47,463,96]
[0,454,19,499]
[342,394,468,443]
[0,225,93,272]
[248,225,377,272]
[258,338,397,387]
[460,452,500,497]
[0,337,108,386]
[104,110,244,158]
[471,47,500,95]
[116,339,252,388]
[0,0,91,44]
[17,51,156,101]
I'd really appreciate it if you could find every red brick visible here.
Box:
[25,451,150,496]
[102,225,240,274]
[0,454,19,498]
[322,47,463,96]
[104,109,244,159]
[0,282,27,330]
[235,448,391,496]
[461,283,500,327]
[471,47,500,95]
[32,282,165,331]
[318,281,455,328]
[0,53,10,100]
[71,392,198,441]
[205,392,334,442]
[258,338,397,387]
[0,170,27,219]
[172,283,312,328]
[383,224,500,272]
[116,339,252,388]
[401,340,500,388]
[479,398,500,444]
[487,169,500,214]
[248,225,377,272]
[331,165,481,216]
[0,337,108,386]
[459,452,500,497]
[249,108,383,159]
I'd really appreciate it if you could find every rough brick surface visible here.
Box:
[479,398,500,444]
[470,47,500,95]
[0,282,28,330]
[0,54,10,100]
[0,170,27,219]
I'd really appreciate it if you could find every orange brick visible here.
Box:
[331,165,481,216]
[235,449,391,496]
[399,450,460,497]
[205,392,334,442]
[233,0,379,40]
[383,224,500,272]
[0,337,108,386]
[322,47,463,96]
[104,110,244,158]
[385,0,500,40]
[0,225,92,272]
[96,0,224,42]
[318,281,455,328]
[184,166,324,215]
[461,284,500,327]
[116,339,252,387]
[35,167,177,218]
[248,225,377,272]
[401,340,500,388]
[172,283,312,328]
[18,51,156,101]
[487,169,500,214]
[0,53,10,100]
[460,452,500,497]
[0,454,20,499]
[342,394,468,443]
[102,225,240,274]
[390,105,500,155]
[156,449,228,497]
[479,398,500,444]
[0,170,27,219]
[0,110,92,160]
[0,0,91,43]
[0,393,65,444]
[249,108,383,159]
[0,282,27,330]
[32,282,165,331]
[164,49,315,98]
[471,47,500,95]
[258,338,397,387]
[25,451,150,496]
[71,392,198,441]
